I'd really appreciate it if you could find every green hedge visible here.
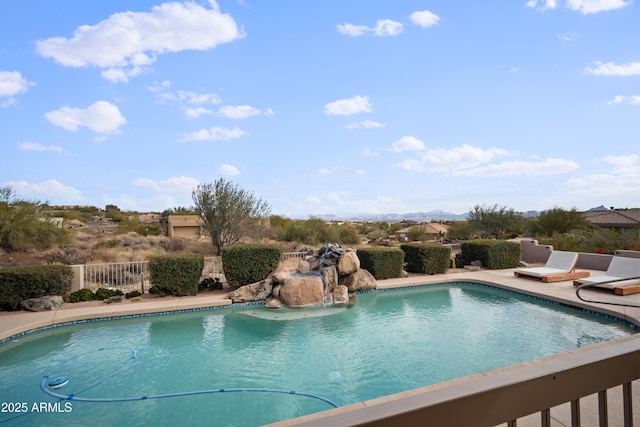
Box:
[460,240,521,269]
[401,243,451,275]
[222,244,282,289]
[148,255,204,296]
[357,247,404,279]
[0,265,73,311]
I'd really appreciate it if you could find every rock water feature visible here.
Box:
[228,244,377,308]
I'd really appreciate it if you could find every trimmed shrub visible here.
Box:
[0,265,73,311]
[460,240,521,269]
[222,244,282,289]
[357,247,404,280]
[401,244,451,275]
[148,255,205,296]
[69,288,95,303]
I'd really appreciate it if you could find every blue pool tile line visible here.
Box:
[0,301,265,346]
[358,281,640,330]
[2,281,638,346]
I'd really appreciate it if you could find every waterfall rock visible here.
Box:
[20,295,64,312]
[333,285,349,304]
[337,250,360,275]
[279,275,325,307]
[340,269,377,292]
[265,296,283,308]
[228,279,274,303]
[321,265,338,293]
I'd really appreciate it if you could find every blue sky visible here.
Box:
[1,0,638,218]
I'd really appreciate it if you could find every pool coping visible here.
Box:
[2,268,640,344]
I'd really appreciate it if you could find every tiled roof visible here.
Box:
[582,208,640,228]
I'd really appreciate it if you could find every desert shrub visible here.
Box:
[460,240,521,269]
[198,277,223,291]
[94,287,123,300]
[69,288,95,303]
[94,239,121,249]
[148,255,204,296]
[222,244,282,289]
[125,290,142,299]
[357,247,404,279]
[0,265,72,310]
[401,244,451,275]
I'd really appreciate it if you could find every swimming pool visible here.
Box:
[0,282,635,426]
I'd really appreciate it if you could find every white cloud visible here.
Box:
[218,105,274,119]
[324,95,372,116]
[601,154,640,173]
[568,155,640,197]
[184,107,214,118]
[0,70,35,99]
[584,61,640,76]
[566,0,631,14]
[394,144,510,172]
[337,19,403,37]
[344,120,386,129]
[455,158,579,176]
[318,168,332,175]
[527,0,632,13]
[362,148,379,157]
[45,101,127,134]
[36,1,244,82]
[558,31,580,43]
[607,95,640,105]
[525,0,559,11]
[18,142,63,152]
[220,164,240,176]
[133,176,200,193]
[410,10,441,28]
[336,23,370,37]
[5,179,82,202]
[179,126,247,142]
[391,136,425,152]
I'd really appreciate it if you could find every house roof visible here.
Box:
[396,222,450,234]
[582,208,640,229]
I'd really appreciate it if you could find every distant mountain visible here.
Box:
[587,205,610,212]
[313,210,469,222]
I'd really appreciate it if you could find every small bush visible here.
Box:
[69,288,95,303]
[401,244,451,275]
[148,255,204,296]
[199,277,223,291]
[357,247,404,279]
[125,290,142,299]
[222,244,282,288]
[460,240,521,269]
[94,287,123,300]
[0,265,73,310]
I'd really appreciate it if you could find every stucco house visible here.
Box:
[394,222,450,242]
[167,215,203,239]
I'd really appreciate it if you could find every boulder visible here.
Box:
[340,269,377,292]
[272,271,291,284]
[333,285,349,304]
[337,250,360,275]
[228,279,274,303]
[104,296,122,304]
[20,296,64,312]
[297,260,311,273]
[279,275,325,307]
[265,297,283,309]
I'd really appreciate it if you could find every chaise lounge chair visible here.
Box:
[514,251,590,283]
[573,256,640,295]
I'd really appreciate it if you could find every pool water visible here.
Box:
[0,283,635,426]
